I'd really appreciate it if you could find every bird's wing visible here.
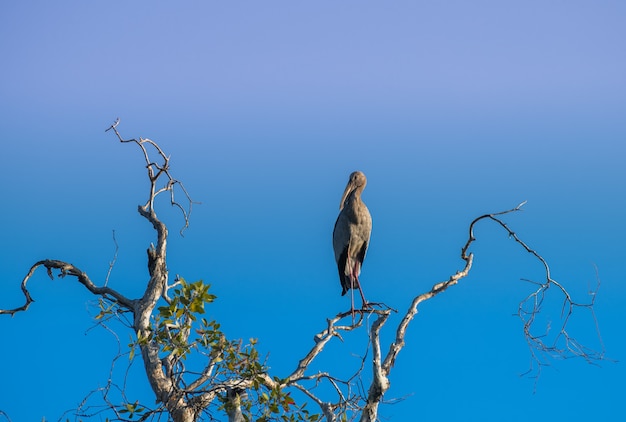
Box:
[337,247,351,295]
[333,211,352,295]
[356,240,368,268]
[332,211,350,262]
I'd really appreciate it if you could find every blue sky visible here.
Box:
[1,1,625,420]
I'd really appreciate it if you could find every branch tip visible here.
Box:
[105,118,120,132]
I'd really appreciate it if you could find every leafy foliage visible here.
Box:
[119,278,321,421]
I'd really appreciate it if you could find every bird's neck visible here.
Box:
[344,191,367,218]
[345,190,361,205]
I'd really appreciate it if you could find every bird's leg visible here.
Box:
[350,282,355,322]
[354,275,369,309]
[349,259,368,309]
[347,254,356,322]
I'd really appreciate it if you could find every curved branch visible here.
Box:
[1,259,135,316]
[466,201,605,373]
[357,201,607,421]
[286,306,392,383]
[293,383,337,422]
[382,202,527,372]
[287,311,360,382]
[106,118,197,236]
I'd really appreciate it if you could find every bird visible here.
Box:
[332,171,372,314]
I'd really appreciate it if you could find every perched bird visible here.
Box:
[332,171,372,313]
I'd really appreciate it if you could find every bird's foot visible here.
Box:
[359,301,387,311]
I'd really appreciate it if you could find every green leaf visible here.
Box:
[190,300,204,313]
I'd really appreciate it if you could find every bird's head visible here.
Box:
[339,171,367,210]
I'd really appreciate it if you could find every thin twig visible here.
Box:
[104,229,119,287]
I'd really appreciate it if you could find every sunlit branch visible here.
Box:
[292,201,607,422]
[104,229,120,287]
[105,118,197,236]
[0,259,135,316]
[3,116,608,422]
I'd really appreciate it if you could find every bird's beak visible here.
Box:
[339,180,356,210]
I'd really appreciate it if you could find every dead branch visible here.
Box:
[289,201,605,422]
[104,229,119,287]
[106,118,196,236]
[3,118,606,422]
[469,201,605,375]
[0,259,134,316]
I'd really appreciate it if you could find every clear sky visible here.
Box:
[1,1,625,421]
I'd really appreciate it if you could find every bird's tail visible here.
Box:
[340,274,353,296]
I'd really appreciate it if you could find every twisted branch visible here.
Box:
[106,118,196,236]
[287,201,605,422]
[2,118,606,422]
[0,259,135,316]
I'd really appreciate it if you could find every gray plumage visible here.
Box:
[332,171,372,301]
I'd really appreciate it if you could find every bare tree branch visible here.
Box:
[104,229,119,287]
[286,201,606,422]
[106,118,197,236]
[3,120,606,422]
[0,259,135,316]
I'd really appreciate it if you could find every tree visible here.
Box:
[0,120,606,422]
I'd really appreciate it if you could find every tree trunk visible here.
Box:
[226,388,246,422]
